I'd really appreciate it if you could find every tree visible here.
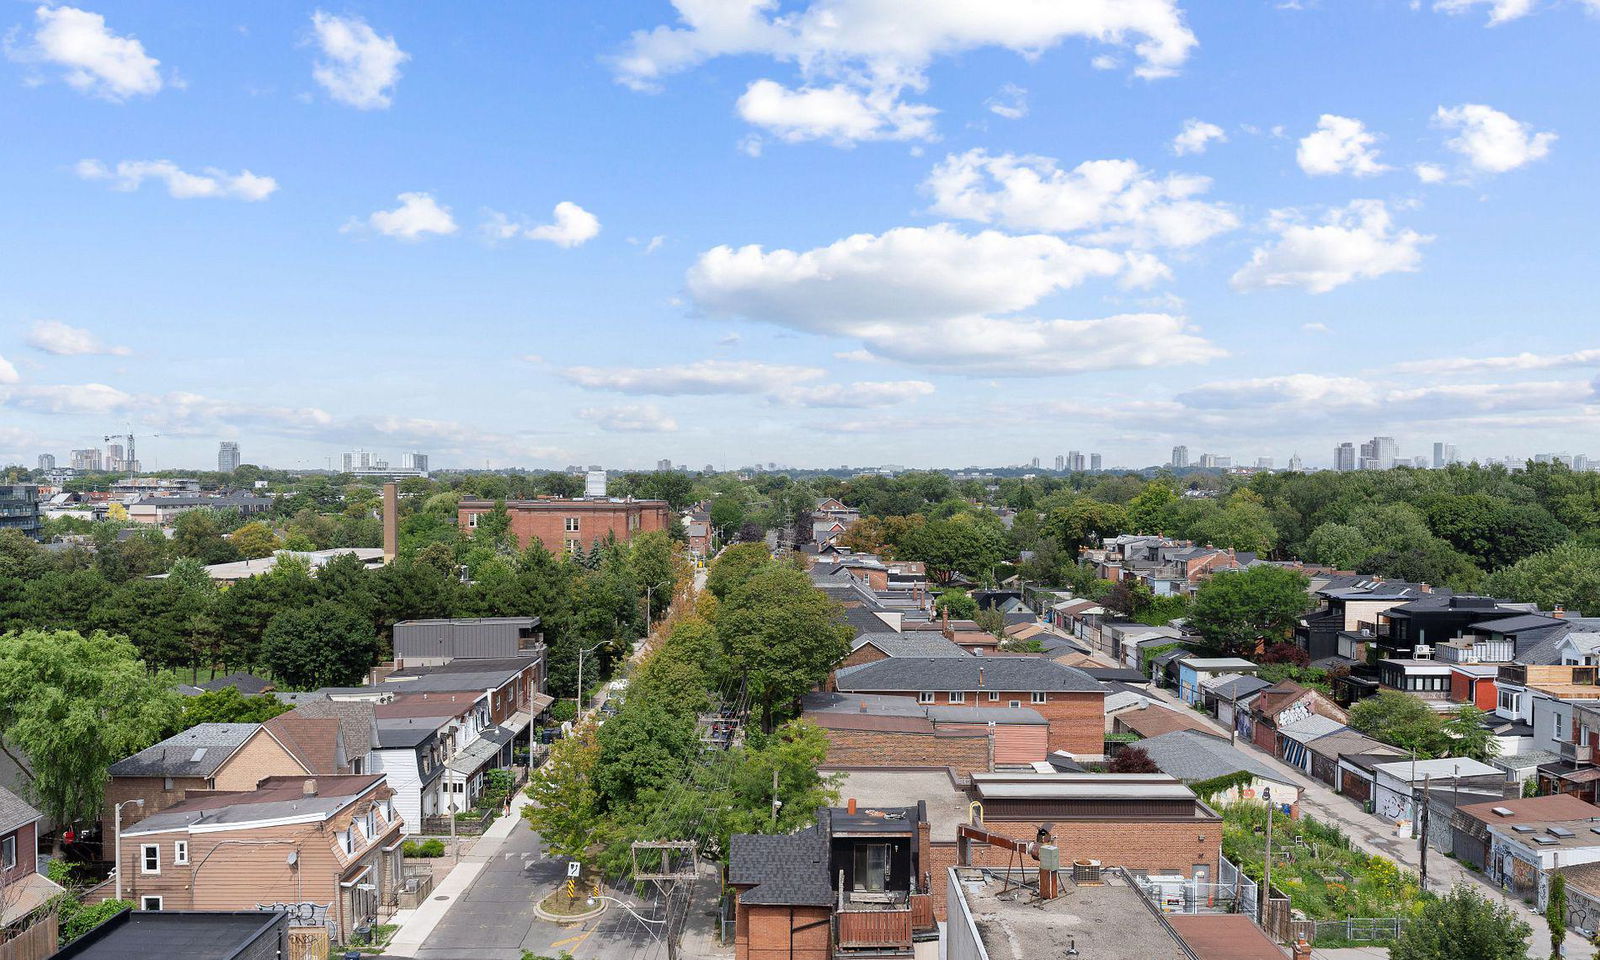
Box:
[705,543,771,600]
[1389,885,1529,960]
[899,516,1009,585]
[1347,691,1446,756]
[259,602,377,689]
[1190,496,1278,555]
[593,697,699,808]
[935,589,978,620]
[1188,566,1312,657]
[175,687,291,731]
[1486,543,1600,617]
[1548,872,1568,959]
[1124,483,1177,535]
[1109,747,1159,773]
[1444,705,1501,762]
[523,720,605,860]
[228,521,281,559]
[627,531,678,621]
[718,564,853,731]
[0,630,180,842]
[1305,522,1367,571]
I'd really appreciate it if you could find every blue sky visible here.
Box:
[2,0,1597,472]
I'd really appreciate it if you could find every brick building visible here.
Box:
[802,692,1049,779]
[457,497,671,552]
[831,657,1105,757]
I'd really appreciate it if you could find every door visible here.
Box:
[854,843,889,893]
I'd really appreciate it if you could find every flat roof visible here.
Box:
[971,774,1196,802]
[953,871,1187,960]
[54,910,283,960]
[1374,757,1502,781]
[831,768,969,841]
[1166,914,1287,960]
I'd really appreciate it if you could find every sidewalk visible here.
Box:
[385,792,536,957]
[1128,675,1592,959]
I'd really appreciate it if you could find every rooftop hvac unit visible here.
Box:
[584,469,607,499]
[1411,645,1433,660]
[1072,859,1101,884]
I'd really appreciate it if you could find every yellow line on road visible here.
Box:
[551,932,591,949]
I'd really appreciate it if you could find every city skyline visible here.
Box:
[2,3,1598,468]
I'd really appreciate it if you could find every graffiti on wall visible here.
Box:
[259,901,334,929]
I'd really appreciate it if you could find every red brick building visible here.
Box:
[832,657,1105,756]
[458,497,672,553]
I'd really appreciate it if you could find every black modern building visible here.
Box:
[0,485,42,541]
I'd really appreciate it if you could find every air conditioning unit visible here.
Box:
[1411,645,1433,660]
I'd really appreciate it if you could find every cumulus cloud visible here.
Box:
[350,192,457,240]
[26,320,130,356]
[0,355,17,384]
[1,382,132,415]
[736,79,937,144]
[1296,114,1388,177]
[1230,200,1429,294]
[75,158,277,201]
[1435,103,1555,174]
[611,0,1194,143]
[924,150,1237,248]
[484,202,601,247]
[7,4,162,100]
[985,83,1028,120]
[686,224,1222,375]
[578,403,679,433]
[1177,373,1586,420]
[1171,118,1226,155]
[1392,348,1600,376]
[310,11,408,109]
[1413,162,1448,184]
[780,380,936,408]
[1432,0,1537,24]
[563,359,826,395]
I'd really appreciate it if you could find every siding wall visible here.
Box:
[370,749,424,827]
[213,732,310,791]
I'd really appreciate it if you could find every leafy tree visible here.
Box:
[1109,747,1159,773]
[705,543,771,600]
[175,687,291,731]
[709,496,747,541]
[935,589,978,620]
[899,515,1010,584]
[523,720,606,860]
[1190,495,1278,555]
[0,630,180,843]
[1348,691,1446,756]
[628,531,678,621]
[974,607,1007,637]
[1444,705,1501,762]
[1044,497,1127,552]
[1188,566,1312,657]
[1123,482,1177,535]
[1260,641,1310,667]
[228,520,281,559]
[593,697,699,808]
[171,509,241,565]
[1305,522,1367,570]
[716,720,839,843]
[1548,872,1567,958]
[260,602,377,689]
[718,564,852,731]
[1486,543,1600,617]
[1389,885,1529,960]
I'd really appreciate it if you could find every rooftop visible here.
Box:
[832,656,1102,693]
[1456,793,1600,827]
[1166,914,1288,960]
[1135,730,1298,786]
[969,772,1198,803]
[123,774,384,837]
[1373,757,1502,782]
[850,631,968,658]
[831,768,970,841]
[54,910,287,960]
[951,869,1188,960]
[109,723,258,778]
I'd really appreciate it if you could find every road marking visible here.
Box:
[551,932,591,949]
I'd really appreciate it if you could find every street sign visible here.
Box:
[567,861,581,878]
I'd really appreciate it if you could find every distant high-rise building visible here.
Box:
[703,464,715,474]
[1090,453,1102,471]
[1030,456,1041,468]
[1335,443,1356,472]
[1287,453,1303,472]
[36,454,55,471]
[1054,455,1065,471]
[1358,436,1398,470]
[400,452,429,474]
[1198,453,1230,469]
[1576,455,1592,472]
[1171,445,1189,469]
[1432,442,1458,469]
[1066,451,1086,472]
[657,458,673,471]
[1256,457,1274,470]
[1413,456,1429,469]
[71,448,102,472]
[218,441,241,473]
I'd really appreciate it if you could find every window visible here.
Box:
[1499,690,1521,713]
[948,691,966,704]
[1555,714,1566,742]
[163,777,174,791]
[141,896,163,911]
[564,539,580,554]
[1,836,14,870]
[918,692,934,704]
[1031,692,1048,704]
[173,841,188,865]
[853,843,890,894]
[351,757,364,775]
[565,517,580,532]
[467,513,479,528]
[1009,700,1021,708]
[141,844,160,874]
[987,691,1000,702]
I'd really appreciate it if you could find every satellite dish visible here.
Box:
[286,851,298,866]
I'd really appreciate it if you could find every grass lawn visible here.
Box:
[1220,802,1429,921]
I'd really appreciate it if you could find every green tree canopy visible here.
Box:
[260,601,377,689]
[1485,542,1600,617]
[1389,885,1529,960]
[717,563,852,731]
[1347,691,1447,756]
[1189,566,1312,657]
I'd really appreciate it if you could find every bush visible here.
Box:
[58,897,133,945]
[403,839,446,858]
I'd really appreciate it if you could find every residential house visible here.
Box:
[1376,596,1540,660]
[831,657,1106,757]
[113,775,403,942]
[1238,681,1347,762]
[1303,729,1403,790]
[391,616,547,669]
[1199,674,1271,729]
[832,632,967,684]
[0,786,65,951]
[53,910,289,960]
[1110,702,1226,741]
[1134,730,1302,815]
[1371,757,1505,828]
[1450,794,1600,872]
[1175,658,1259,705]
[1489,816,1600,909]
[1295,580,1433,662]
[801,692,1049,780]
[1276,715,1349,774]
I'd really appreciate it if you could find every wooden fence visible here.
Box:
[836,909,912,948]
[0,913,57,960]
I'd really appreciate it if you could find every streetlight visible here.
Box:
[643,580,670,628]
[576,642,608,714]
[114,798,144,901]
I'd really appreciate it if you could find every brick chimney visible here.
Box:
[303,778,318,797]
[382,481,398,565]
[1292,939,1312,960]
[1554,605,1567,619]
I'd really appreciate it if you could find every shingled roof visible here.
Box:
[109,723,259,778]
[851,632,966,659]
[727,822,832,906]
[833,657,1102,693]
[0,785,43,836]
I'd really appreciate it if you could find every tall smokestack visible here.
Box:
[382,482,398,564]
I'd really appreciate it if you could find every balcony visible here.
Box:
[1559,741,1593,764]
[836,907,912,950]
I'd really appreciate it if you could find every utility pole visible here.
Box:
[1262,787,1273,921]
[770,768,780,826]
[1419,775,1432,891]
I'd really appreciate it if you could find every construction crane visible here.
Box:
[102,432,157,475]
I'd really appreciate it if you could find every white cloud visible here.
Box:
[1,382,132,415]
[735,79,937,144]
[781,380,936,408]
[985,83,1028,120]
[925,150,1237,248]
[1393,348,1600,376]
[1176,373,1587,421]
[0,355,17,384]
[578,403,679,433]
[1302,322,1330,333]
[75,158,277,201]
[352,192,457,240]
[7,5,162,101]
[1434,103,1555,174]
[26,320,130,356]
[309,11,408,110]
[563,359,826,395]
[1413,162,1448,183]
[1296,114,1388,177]
[686,224,1222,375]
[483,202,601,247]
[1171,118,1226,155]
[1231,200,1430,294]
[1432,0,1537,24]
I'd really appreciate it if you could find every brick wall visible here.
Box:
[103,775,209,835]
[821,730,990,780]
[213,731,308,792]
[459,500,671,552]
[847,690,1104,756]
[737,900,830,960]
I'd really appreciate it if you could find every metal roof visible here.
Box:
[1275,714,1347,744]
[1373,757,1502,781]
[1135,730,1296,786]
